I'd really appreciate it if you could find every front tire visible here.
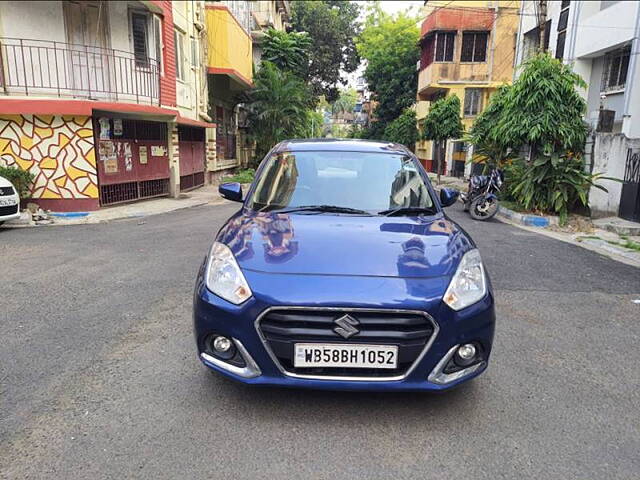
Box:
[469,196,498,221]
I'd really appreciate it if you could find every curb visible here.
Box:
[497,205,558,228]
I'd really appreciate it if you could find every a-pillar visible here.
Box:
[168,122,180,198]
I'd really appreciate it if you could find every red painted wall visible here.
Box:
[420,8,494,39]
[152,1,177,108]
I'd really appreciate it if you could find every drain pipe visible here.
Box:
[622,4,640,134]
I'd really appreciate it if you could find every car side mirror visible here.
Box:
[219,182,243,202]
[440,188,459,207]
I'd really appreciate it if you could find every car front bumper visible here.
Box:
[193,268,495,392]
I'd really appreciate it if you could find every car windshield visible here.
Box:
[247,150,435,214]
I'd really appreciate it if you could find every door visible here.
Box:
[179,126,206,191]
[64,1,112,98]
[619,148,640,222]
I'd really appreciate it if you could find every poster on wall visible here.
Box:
[99,117,111,139]
[113,119,123,137]
[139,146,148,164]
[105,155,118,174]
[151,145,166,157]
[124,142,133,172]
[98,140,115,162]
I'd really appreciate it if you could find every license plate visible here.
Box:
[294,343,398,369]
[0,198,17,207]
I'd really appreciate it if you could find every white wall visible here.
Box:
[0,1,66,42]
[589,134,640,217]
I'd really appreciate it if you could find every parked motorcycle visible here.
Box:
[460,169,503,221]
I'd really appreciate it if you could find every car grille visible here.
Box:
[0,187,14,195]
[0,204,19,216]
[257,308,437,379]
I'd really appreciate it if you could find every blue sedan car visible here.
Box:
[193,139,495,391]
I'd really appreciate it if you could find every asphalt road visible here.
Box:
[1,201,639,479]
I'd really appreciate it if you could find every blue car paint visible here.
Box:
[193,139,496,391]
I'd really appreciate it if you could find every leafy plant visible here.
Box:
[222,168,255,184]
[493,53,588,157]
[466,85,515,169]
[510,153,610,224]
[422,95,464,181]
[291,1,361,102]
[383,108,418,150]
[356,5,420,138]
[0,165,34,198]
[243,62,312,164]
[262,28,312,80]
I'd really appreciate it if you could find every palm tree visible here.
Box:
[244,62,311,162]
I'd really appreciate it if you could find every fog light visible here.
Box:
[457,344,476,361]
[213,336,232,353]
[453,343,478,367]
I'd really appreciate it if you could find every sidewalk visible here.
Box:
[429,173,640,267]
[3,184,228,228]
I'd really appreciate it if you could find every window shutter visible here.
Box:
[461,33,474,62]
[474,33,487,62]
[445,33,455,61]
[131,12,148,67]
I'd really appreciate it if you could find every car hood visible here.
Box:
[216,210,474,279]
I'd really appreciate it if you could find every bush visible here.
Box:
[222,168,255,184]
[0,166,34,198]
[511,154,609,224]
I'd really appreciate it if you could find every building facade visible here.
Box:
[0,0,216,211]
[515,0,640,220]
[415,0,520,177]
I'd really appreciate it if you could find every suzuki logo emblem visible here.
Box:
[333,314,360,339]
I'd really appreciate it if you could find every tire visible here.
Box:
[469,196,498,221]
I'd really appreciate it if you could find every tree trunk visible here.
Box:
[437,139,446,184]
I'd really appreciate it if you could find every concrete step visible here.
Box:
[593,217,640,236]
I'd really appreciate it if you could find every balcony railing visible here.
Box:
[0,38,160,105]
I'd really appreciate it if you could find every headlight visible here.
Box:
[443,249,487,311]
[205,242,252,304]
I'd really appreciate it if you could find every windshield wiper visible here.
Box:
[276,205,371,215]
[378,206,437,217]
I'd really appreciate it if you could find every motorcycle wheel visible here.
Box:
[469,196,499,221]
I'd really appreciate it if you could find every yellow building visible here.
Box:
[415,1,520,177]
[205,1,253,173]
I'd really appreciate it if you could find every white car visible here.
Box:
[0,175,20,225]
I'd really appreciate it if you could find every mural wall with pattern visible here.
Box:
[0,114,98,200]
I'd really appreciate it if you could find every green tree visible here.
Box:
[466,85,515,170]
[331,88,358,116]
[356,5,420,138]
[243,62,311,164]
[291,1,361,102]
[261,28,312,80]
[422,95,464,182]
[493,53,588,157]
[383,108,418,151]
[469,53,608,223]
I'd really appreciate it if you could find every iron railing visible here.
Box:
[0,38,160,105]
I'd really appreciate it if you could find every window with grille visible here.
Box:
[602,45,631,91]
[174,29,186,81]
[463,88,483,116]
[461,32,488,62]
[131,12,149,67]
[435,32,455,62]
[555,2,570,60]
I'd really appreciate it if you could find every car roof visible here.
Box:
[274,139,411,154]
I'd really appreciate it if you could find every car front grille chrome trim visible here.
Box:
[254,306,439,382]
[427,344,486,385]
[200,338,261,379]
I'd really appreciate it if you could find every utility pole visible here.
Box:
[538,0,547,51]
